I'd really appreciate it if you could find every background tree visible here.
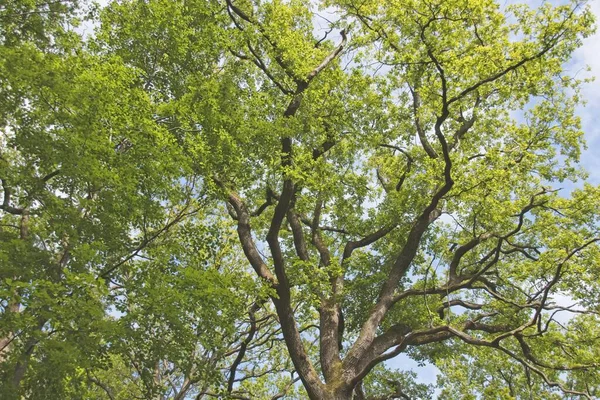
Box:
[0,1,291,399]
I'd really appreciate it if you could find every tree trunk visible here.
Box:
[0,299,19,362]
[12,337,36,389]
[321,387,354,400]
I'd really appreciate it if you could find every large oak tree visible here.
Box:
[1,0,600,399]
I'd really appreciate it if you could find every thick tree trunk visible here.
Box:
[321,386,354,400]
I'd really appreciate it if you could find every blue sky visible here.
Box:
[573,0,600,184]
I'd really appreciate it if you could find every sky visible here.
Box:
[573,0,600,184]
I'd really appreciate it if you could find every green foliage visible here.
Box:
[1,0,599,398]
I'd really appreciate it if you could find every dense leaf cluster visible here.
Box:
[1,0,599,399]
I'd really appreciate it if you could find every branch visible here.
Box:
[345,165,453,371]
[408,86,438,159]
[449,113,476,151]
[251,187,275,217]
[266,139,294,289]
[0,179,24,215]
[378,144,414,191]
[342,224,397,264]
[87,372,115,400]
[225,0,253,23]
[437,299,483,319]
[227,0,347,94]
[287,208,310,262]
[215,178,276,284]
[448,233,493,281]
[498,345,593,399]
[447,33,566,106]
[306,29,347,82]
[41,169,61,182]
[246,44,295,95]
[98,205,199,279]
[312,126,337,160]
[531,237,600,332]
[270,374,301,400]
[299,214,349,234]
[309,198,343,382]
[227,303,260,393]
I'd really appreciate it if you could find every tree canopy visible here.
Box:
[1,0,599,399]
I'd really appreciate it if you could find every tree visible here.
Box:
[1,0,600,399]
[0,2,289,399]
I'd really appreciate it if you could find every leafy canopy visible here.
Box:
[1,0,599,399]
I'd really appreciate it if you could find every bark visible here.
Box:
[2,211,31,392]
[320,299,342,384]
[0,301,20,363]
[272,297,326,399]
[11,317,46,390]
[324,387,355,400]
